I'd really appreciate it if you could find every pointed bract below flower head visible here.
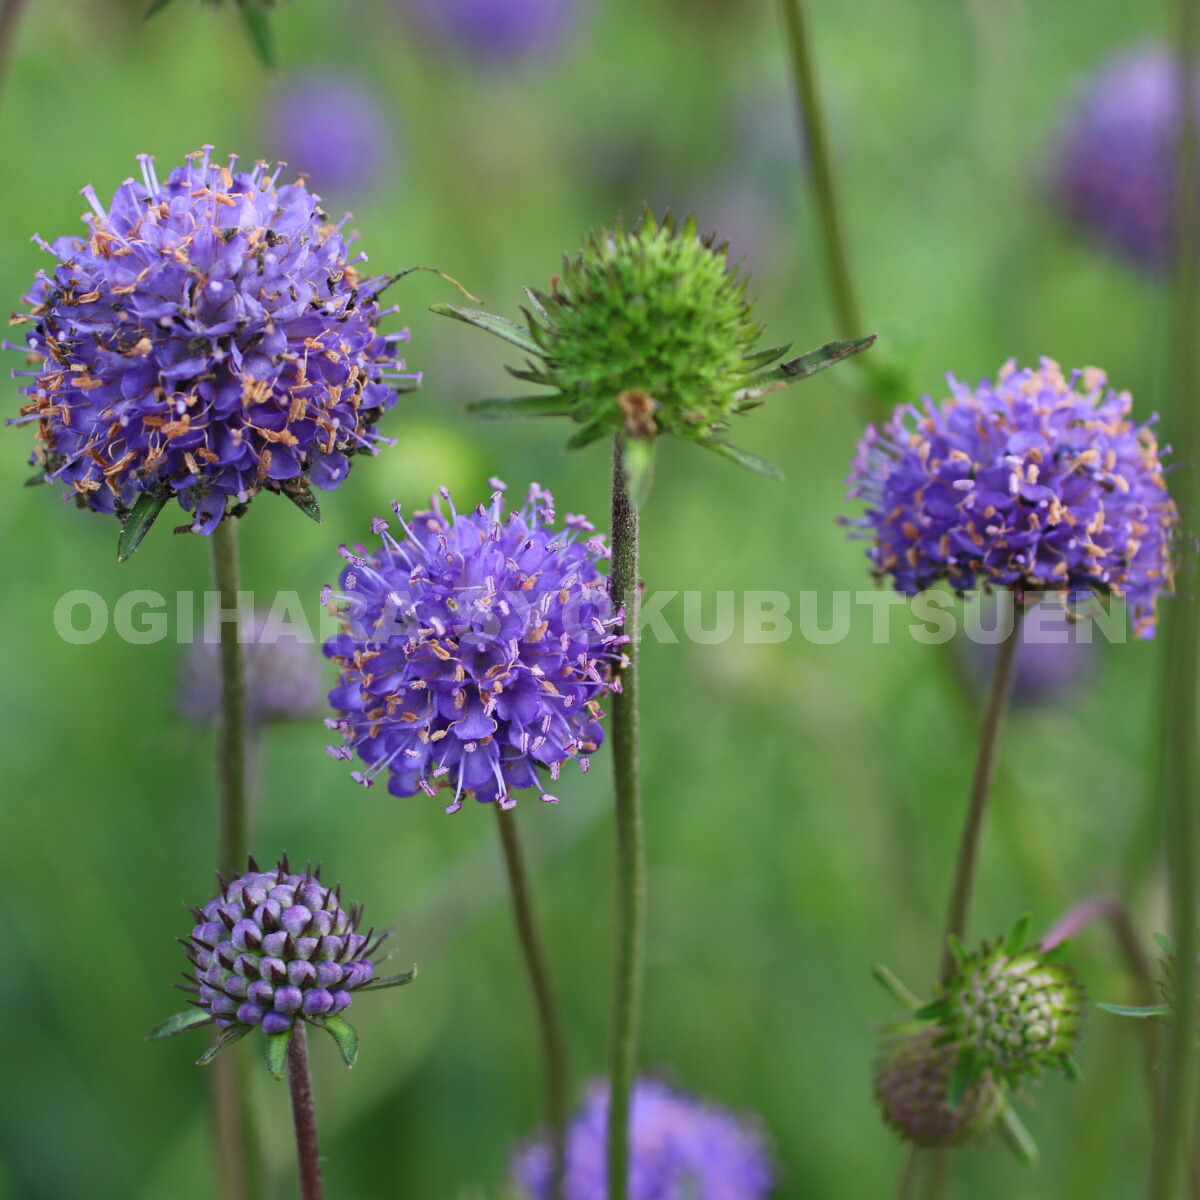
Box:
[512,1077,773,1200]
[433,210,874,504]
[846,359,1176,638]
[147,856,416,1076]
[10,148,416,554]
[323,482,623,812]
[873,1026,1003,1148]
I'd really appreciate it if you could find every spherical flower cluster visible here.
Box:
[10,148,415,538]
[936,936,1082,1089]
[846,359,1176,638]
[873,1027,1002,1148]
[1052,47,1200,269]
[324,482,623,812]
[184,858,382,1035]
[178,610,325,727]
[402,0,582,61]
[263,76,394,198]
[512,1078,773,1200]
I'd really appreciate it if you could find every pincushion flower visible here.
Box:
[147,857,415,1075]
[512,1078,773,1200]
[1052,46,1200,270]
[846,358,1176,638]
[323,481,623,812]
[9,147,416,557]
[433,210,873,504]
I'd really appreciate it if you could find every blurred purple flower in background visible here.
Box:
[263,75,395,200]
[1052,46,1200,269]
[401,0,582,61]
[179,609,325,727]
[512,1078,773,1200]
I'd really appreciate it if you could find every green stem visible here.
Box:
[212,517,249,876]
[495,804,570,1200]
[778,0,865,341]
[893,1147,923,1200]
[0,0,26,97]
[1148,8,1200,1197]
[287,1024,324,1200]
[607,437,644,1200]
[939,606,1023,981]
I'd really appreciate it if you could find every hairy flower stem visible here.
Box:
[939,607,1023,981]
[1149,9,1200,1198]
[287,1024,324,1200]
[607,437,645,1200]
[495,805,569,1200]
[210,518,259,1200]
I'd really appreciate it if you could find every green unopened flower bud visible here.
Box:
[873,1026,1002,1148]
[432,210,874,504]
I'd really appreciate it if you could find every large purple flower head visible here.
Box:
[1053,47,1200,269]
[846,359,1176,638]
[10,148,416,553]
[323,482,623,812]
[149,856,416,1076]
[513,1078,773,1200]
[263,76,395,199]
[402,0,582,62]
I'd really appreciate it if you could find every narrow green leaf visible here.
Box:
[145,0,178,15]
[697,439,782,481]
[998,1099,1039,1166]
[265,1027,293,1080]
[24,471,47,488]
[429,304,541,356]
[145,1009,215,1041]
[196,1023,253,1067]
[622,437,656,509]
[465,395,574,419]
[316,1015,359,1068]
[1096,1003,1171,1020]
[117,491,170,562]
[914,1000,949,1022]
[946,934,968,969]
[1005,914,1033,955]
[565,423,608,450]
[238,5,276,68]
[742,333,877,393]
[946,1046,977,1109]
[1153,932,1176,956]
[870,964,922,1012]
[1061,1055,1081,1082]
[523,287,552,322]
[359,965,418,992]
[283,486,321,522]
[742,343,792,372]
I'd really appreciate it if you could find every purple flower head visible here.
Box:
[179,609,325,727]
[11,148,417,542]
[512,1077,774,1200]
[263,76,395,199]
[1053,46,1200,269]
[323,481,623,812]
[403,0,582,62]
[846,359,1176,639]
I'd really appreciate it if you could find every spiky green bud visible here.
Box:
[874,1026,1003,1148]
[432,210,874,504]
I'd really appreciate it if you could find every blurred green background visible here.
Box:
[0,0,1184,1197]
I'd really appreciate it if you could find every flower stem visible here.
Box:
[607,437,644,1200]
[211,517,249,876]
[212,1052,265,1200]
[0,0,27,100]
[1148,8,1200,1197]
[287,1023,324,1200]
[939,605,1023,981]
[495,804,570,1200]
[778,0,865,342]
[893,1147,922,1200]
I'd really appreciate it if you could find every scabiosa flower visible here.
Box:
[179,609,325,727]
[846,358,1176,638]
[873,1026,1002,1148]
[1052,46,1200,270]
[10,147,417,556]
[323,481,623,813]
[263,76,395,199]
[401,0,582,62]
[512,1078,773,1200]
[148,856,415,1074]
[433,210,873,504]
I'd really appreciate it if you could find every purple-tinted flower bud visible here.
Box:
[262,931,290,958]
[274,986,304,1014]
[309,910,333,937]
[303,989,334,1016]
[256,900,282,930]
[224,976,248,999]
[328,990,352,1015]
[231,919,262,952]
[294,937,320,961]
[210,995,239,1017]
[280,906,312,936]
[260,957,288,983]
[317,935,344,962]
[315,961,344,989]
[247,980,275,1007]
[236,1002,265,1026]
[262,1011,293,1036]
[287,960,316,988]
[299,883,326,910]
[342,961,372,989]
[192,921,224,947]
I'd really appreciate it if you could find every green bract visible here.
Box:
[432,210,875,505]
